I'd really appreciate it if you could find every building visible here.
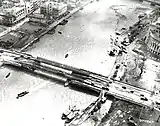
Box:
[0,5,26,26]
[28,13,46,24]
[0,0,42,26]
[25,1,34,14]
[25,0,42,14]
[22,0,41,14]
[2,1,14,9]
[67,0,80,8]
[32,0,41,11]
[146,18,160,55]
[40,1,67,18]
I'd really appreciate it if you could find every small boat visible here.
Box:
[65,54,69,58]
[5,72,11,78]
[48,28,56,34]
[59,19,68,25]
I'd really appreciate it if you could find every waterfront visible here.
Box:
[27,0,152,85]
[0,0,159,126]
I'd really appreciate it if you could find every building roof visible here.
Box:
[1,6,25,16]
[41,1,67,10]
[2,1,14,8]
[25,1,33,7]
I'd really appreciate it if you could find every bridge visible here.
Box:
[140,0,160,6]
[0,49,160,112]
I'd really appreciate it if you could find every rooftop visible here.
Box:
[1,5,25,15]
[41,1,67,10]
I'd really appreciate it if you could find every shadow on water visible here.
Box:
[69,82,99,97]
[2,64,99,97]
[3,64,65,85]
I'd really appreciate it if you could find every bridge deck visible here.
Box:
[0,49,160,111]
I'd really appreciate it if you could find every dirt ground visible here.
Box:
[0,30,29,49]
[0,21,47,49]
[19,22,46,35]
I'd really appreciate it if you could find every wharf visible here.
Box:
[20,0,94,51]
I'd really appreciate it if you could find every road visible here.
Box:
[20,0,94,51]
[0,18,29,37]
[142,0,160,6]
[1,49,160,112]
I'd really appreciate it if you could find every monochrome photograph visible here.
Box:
[0,0,160,125]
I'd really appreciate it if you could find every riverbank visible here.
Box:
[0,0,159,126]
[0,0,94,51]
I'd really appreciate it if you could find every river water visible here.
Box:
[0,0,154,126]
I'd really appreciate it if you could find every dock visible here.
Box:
[20,0,94,51]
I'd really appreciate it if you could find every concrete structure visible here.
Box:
[24,0,42,14]
[140,0,160,6]
[2,1,14,9]
[1,49,160,111]
[147,18,160,55]
[0,5,26,26]
[0,0,41,26]
[40,1,67,18]
[28,13,46,23]
[25,1,34,14]
[32,0,41,11]
[67,0,80,8]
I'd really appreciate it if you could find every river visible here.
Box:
[0,0,154,126]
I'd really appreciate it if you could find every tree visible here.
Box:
[149,8,160,22]
[5,11,16,25]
